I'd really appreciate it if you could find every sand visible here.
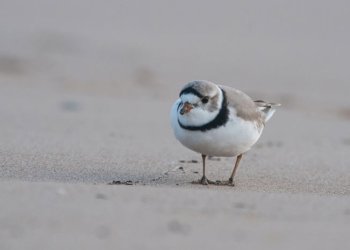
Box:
[1,182,349,250]
[1,1,350,249]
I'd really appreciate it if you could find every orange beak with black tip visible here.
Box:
[180,102,193,115]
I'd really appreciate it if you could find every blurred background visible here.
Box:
[1,0,350,99]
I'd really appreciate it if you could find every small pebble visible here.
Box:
[61,100,80,112]
[108,180,133,185]
[179,160,198,163]
[96,193,107,199]
[56,187,67,196]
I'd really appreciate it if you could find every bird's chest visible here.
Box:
[175,115,262,157]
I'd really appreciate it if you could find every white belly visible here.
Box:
[171,100,263,157]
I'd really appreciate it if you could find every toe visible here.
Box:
[192,176,213,185]
[210,180,235,186]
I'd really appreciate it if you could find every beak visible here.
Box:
[180,102,193,115]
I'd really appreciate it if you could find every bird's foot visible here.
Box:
[192,176,215,185]
[212,178,235,186]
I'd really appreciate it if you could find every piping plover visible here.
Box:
[171,80,280,186]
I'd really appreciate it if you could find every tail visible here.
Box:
[254,100,281,122]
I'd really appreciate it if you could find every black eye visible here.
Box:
[201,96,209,104]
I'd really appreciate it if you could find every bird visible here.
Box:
[170,80,280,186]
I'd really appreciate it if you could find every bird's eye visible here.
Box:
[201,96,209,104]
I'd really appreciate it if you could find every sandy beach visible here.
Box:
[1,1,350,249]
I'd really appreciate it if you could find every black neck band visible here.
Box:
[178,88,229,132]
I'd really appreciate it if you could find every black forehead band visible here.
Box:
[179,87,204,98]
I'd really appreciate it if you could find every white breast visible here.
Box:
[171,100,263,157]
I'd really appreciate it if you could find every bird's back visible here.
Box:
[219,85,264,126]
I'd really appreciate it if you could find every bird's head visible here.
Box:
[177,80,222,127]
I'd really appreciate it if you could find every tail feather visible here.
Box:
[254,100,281,122]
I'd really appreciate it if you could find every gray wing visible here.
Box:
[219,85,263,123]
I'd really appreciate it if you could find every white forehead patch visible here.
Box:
[180,93,201,104]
